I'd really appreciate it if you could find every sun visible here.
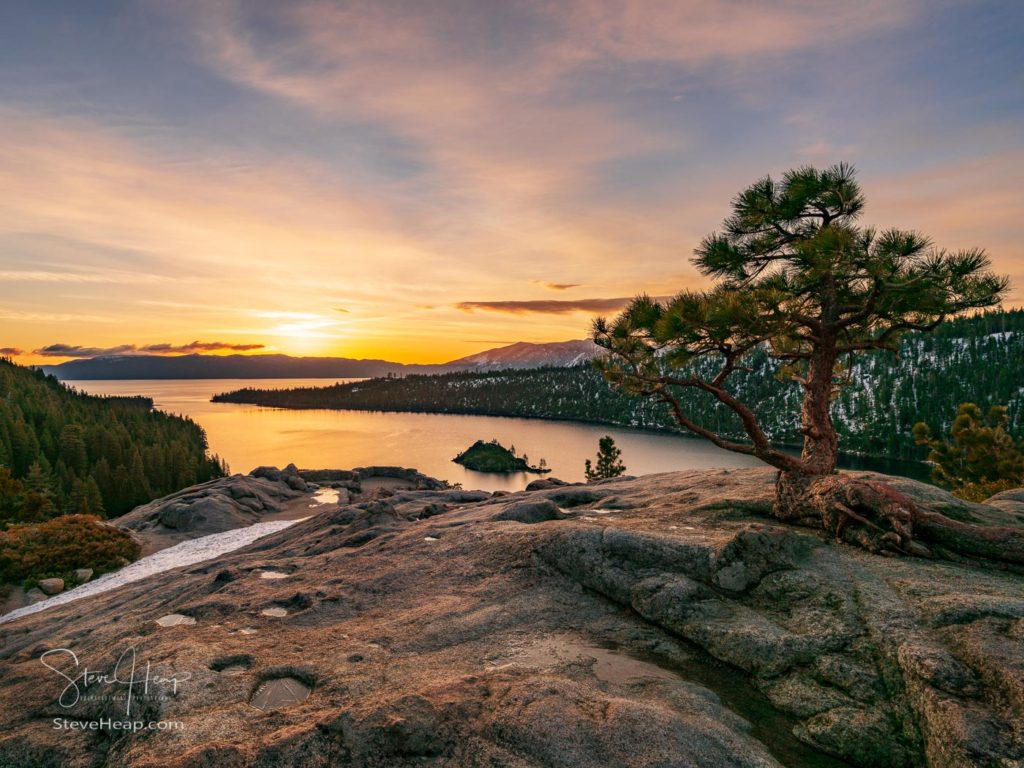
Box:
[266,319,342,357]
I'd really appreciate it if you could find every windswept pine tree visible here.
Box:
[0,358,226,522]
[594,164,1023,563]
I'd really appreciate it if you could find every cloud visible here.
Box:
[455,298,637,315]
[139,341,265,353]
[552,1,915,64]
[34,344,137,358]
[33,341,265,358]
[0,309,118,323]
[539,282,581,291]
[0,347,23,356]
[0,268,172,284]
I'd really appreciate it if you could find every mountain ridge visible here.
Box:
[40,339,601,380]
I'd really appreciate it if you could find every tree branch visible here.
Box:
[657,388,804,472]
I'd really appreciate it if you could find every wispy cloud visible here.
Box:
[0,268,173,284]
[139,341,265,354]
[0,309,118,324]
[456,298,637,315]
[34,344,137,358]
[0,347,23,356]
[538,282,581,291]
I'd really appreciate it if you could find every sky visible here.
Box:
[1,0,1022,365]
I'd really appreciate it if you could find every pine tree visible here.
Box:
[913,404,1024,501]
[584,436,626,481]
[593,163,1018,563]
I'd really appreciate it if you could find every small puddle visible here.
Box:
[250,676,311,711]
[258,570,291,580]
[308,488,341,507]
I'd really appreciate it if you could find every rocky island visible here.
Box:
[1,465,1022,767]
[453,439,550,474]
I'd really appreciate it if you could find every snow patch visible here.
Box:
[0,518,303,625]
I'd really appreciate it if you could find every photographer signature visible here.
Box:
[40,646,191,716]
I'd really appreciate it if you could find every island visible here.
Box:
[453,439,550,474]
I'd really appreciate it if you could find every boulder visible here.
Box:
[73,569,93,583]
[250,466,282,482]
[492,499,562,523]
[37,578,64,596]
[280,463,309,492]
[525,477,569,491]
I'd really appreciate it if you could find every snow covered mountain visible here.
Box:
[444,340,601,370]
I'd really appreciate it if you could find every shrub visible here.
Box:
[0,514,140,584]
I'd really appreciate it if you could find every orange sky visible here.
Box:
[1,2,1022,365]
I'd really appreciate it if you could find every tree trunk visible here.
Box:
[799,328,840,475]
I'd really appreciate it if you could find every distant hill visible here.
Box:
[41,353,424,380]
[41,340,601,380]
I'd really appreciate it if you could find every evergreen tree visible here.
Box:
[913,404,1024,501]
[0,358,224,522]
[593,164,1019,563]
[584,436,626,481]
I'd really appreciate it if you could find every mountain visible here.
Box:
[444,339,600,370]
[40,340,601,380]
[214,310,1024,464]
[40,352,425,380]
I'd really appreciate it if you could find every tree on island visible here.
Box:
[914,403,1024,502]
[594,163,1023,563]
[585,436,627,481]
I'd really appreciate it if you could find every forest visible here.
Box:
[0,358,226,523]
[215,310,1024,463]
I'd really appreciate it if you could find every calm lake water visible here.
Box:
[66,379,928,492]
[65,378,771,491]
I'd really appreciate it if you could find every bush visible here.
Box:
[0,514,140,584]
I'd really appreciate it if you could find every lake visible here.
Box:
[66,379,928,492]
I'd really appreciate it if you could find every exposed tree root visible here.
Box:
[773,472,1024,565]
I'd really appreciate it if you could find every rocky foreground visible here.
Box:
[1,468,1023,767]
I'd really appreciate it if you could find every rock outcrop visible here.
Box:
[1,468,1022,767]
[114,464,452,554]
